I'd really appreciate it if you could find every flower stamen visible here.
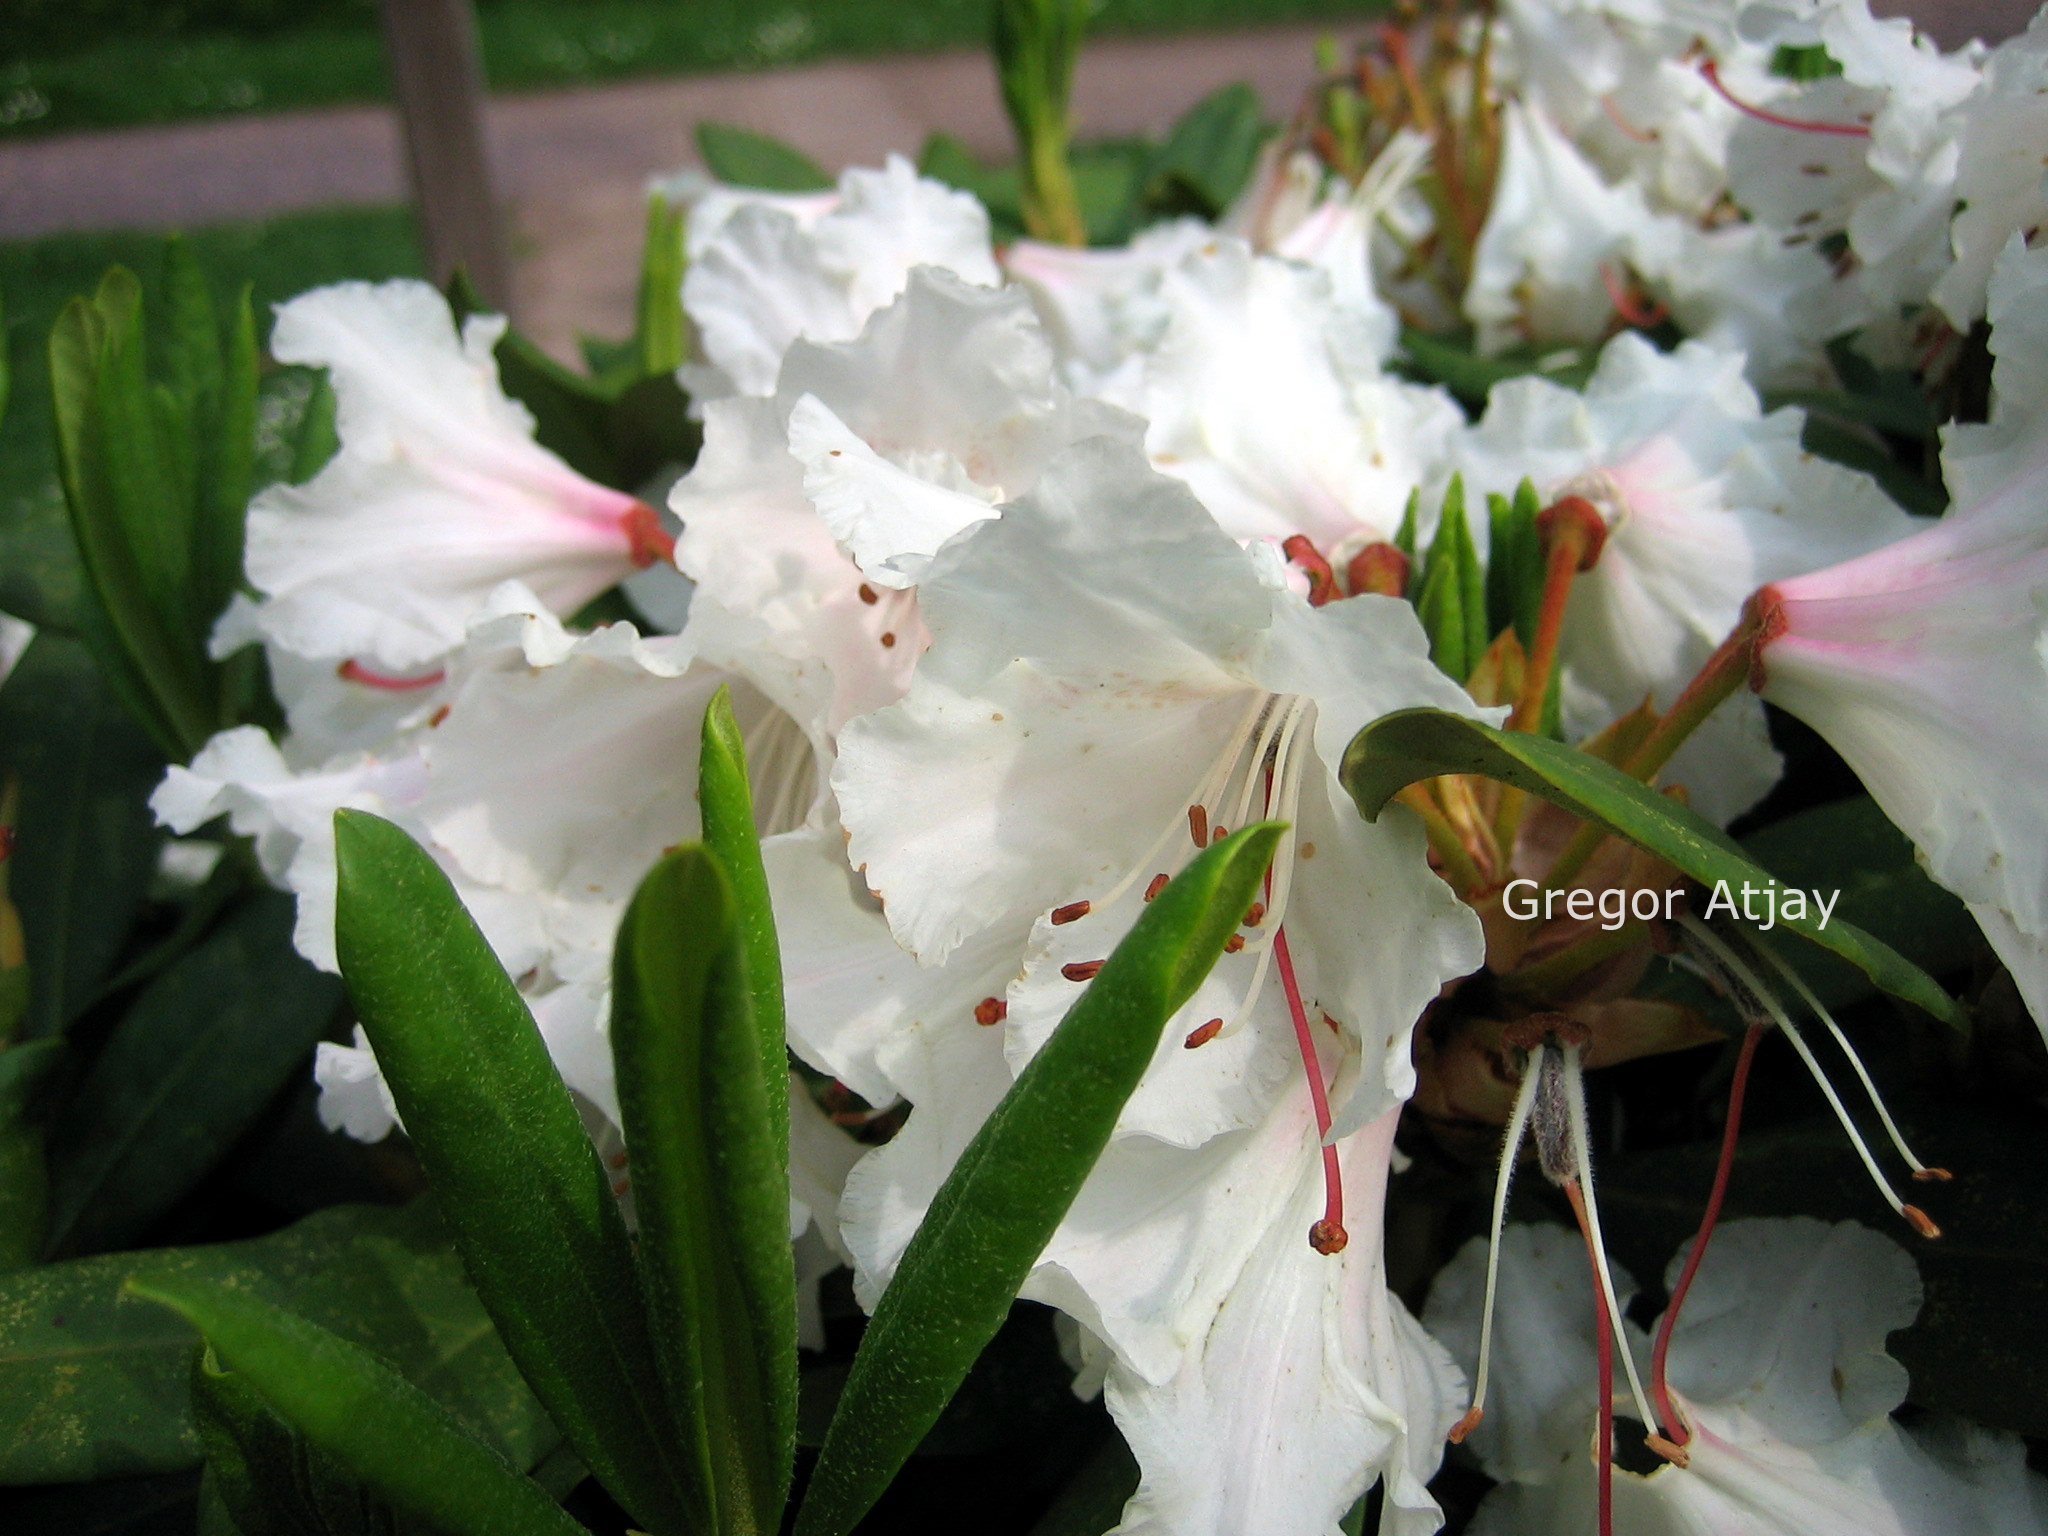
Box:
[337,659,446,691]
[1699,58,1873,138]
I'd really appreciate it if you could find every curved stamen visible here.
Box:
[1648,1022,1763,1458]
[337,659,446,691]
[1680,916,1940,1238]
[1756,944,1950,1182]
[1276,924,1346,1253]
[1448,1055,1544,1443]
[1560,1044,1662,1437]
[1699,58,1872,138]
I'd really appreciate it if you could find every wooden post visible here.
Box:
[379,0,512,312]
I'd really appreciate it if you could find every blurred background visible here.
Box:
[0,0,2036,534]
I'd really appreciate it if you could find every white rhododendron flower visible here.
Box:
[674,267,1138,740]
[1094,237,1454,554]
[1428,1218,2048,1534]
[680,155,1002,399]
[805,434,1492,1533]
[1451,330,1920,822]
[1934,11,2048,325]
[238,281,670,675]
[1754,238,2048,1033]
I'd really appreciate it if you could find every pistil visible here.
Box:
[1699,58,1873,138]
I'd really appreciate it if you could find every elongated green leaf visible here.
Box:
[42,892,342,1258]
[0,632,163,1036]
[1414,481,1479,681]
[699,686,788,1158]
[0,1038,61,1269]
[197,285,258,639]
[131,1280,584,1536]
[0,1201,552,1485]
[191,1348,401,1536]
[613,846,794,1535]
[795,824,1284,1536]
[635,195,689,379]
[696,122,832,192]
[1140,82,1267,218]
[332,809,695,1536]
[1339,708,1966,1027]
[0,487,92,636]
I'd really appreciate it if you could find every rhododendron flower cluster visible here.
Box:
[141,1,2048,1531]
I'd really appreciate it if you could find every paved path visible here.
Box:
[0,25,1383,355]
[0,1,2033,356]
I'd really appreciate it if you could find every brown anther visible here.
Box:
[1281,534,1340,607]
[428,704,452,728]
[858,583,880,605]
[1243,901,1265,927]
[1903,1205,1941,1239]
[1188,805,1209,846]
[1210,824,1229,845]
[1050,900,1091,925]
[1912,1167,1954,1183]
[1224,934,1246,954]
[1502,1011,1591,1052]
[1446,1406,1484,1445]
[1645,1433,1692,1468]
[621,500,675,569]
[1308,1218,1350,1255]
[606,1151,629,1170]
[1345,541,1411,599]
[1536,495,1609,572]
[880,631,898,648]
[1062,960,1105,982]
[1144,873,1170,902]
[1184,1019,1224,1049]
[974,996,1008,1026]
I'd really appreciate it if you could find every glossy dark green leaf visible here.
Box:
[41,891,342,1258]
[1339,708,1966,1028]
[196,285,258,637]
[0,1201,552,1484]
[0,1038,60,1269]
[332,809,695,1536]
[695,123,833,192]
[613,846,794,1533]
[131,1280,584,1536]
[1738,796,1979,1009]
[794,824,1284,1536]
[191,1348,400,1536]
[1139,82,1267,218]
[0,632,163,1037]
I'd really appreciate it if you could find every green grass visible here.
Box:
[0,0,1381,139]
[1,207,423,538]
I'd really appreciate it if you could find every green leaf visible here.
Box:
[41,892,343,1258]
[1738,796,1978,1010]
[195,285,258,641]
[1339,709,1967,1028]
[0,1038,61,1270]
[191,1348,401,1536]
[917,134,1026,239]
[1413,479,1480,681]
[612,846,795,1533]
[0,485,92,636]
[0,632,164,1037]
[130,1280,584,1536]
[288,373,338,486]
[332,809,697,1536]
[991,0,1091,245]
[1139,83,1267,219]
[1485,478,1544,650]
[0,1201,553,1484]
[794,824,1284,1536]
[634,195,689,379]
[695,123,832,192]
[1396,327,1597,409]
[699,687,788,1157]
